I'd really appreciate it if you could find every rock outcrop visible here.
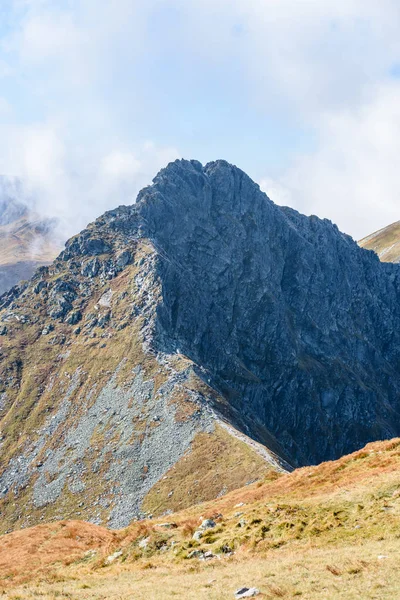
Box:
[140,160,400,465]
[1,159,400,531]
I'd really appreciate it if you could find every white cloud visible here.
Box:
[102,152,142,179]
[1,0,400,242]
[226,0,400,238]
[260,177,292,208]
[0,1,179,239]
[0,119,179,238]
[273,82,400,239]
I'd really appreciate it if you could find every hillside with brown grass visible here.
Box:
[2,162,400,598]
[0,232,286,535]
[1,437,400,599]
[359,220,400,263]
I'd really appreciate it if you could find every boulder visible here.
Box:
[81,237,110,256]
[116,249,132,268]
[105,550,122,564]
[81,258,101,277]
[234,588,260,598]
[200,518,216,530]
[65,310,82,325]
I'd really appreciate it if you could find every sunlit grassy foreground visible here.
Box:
[2,438,400,599]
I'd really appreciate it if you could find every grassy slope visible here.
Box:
[142,424,276,516]
[359,221,400,263]
[1,437,400,598]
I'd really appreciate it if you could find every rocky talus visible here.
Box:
[0,159,400,531]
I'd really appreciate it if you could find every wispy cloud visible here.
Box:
[0,118,179,237]
[264,82,400,239]
[0,0,400,240]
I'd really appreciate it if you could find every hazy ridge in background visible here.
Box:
[0,176,61,294]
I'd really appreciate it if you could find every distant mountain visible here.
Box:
[0,179,61,294]
[1,159,400,533]
[359,220,400,263]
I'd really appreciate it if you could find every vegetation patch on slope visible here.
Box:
[359,220,400,263]
[0,437,399,598]
[142,424,278,516]
[0,239,280,533]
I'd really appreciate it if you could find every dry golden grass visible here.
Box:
[142,424,276,515]
[3,533,400,599]
[359,220,400,262]
[0,520,115,589]
[0,437,400,598]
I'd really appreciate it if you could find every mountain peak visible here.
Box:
[1,159,400,532]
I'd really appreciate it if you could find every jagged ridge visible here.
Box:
[0,159,400,532]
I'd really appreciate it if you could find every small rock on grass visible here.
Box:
[193,518,216,540]
[200,518,216,530]
[105,550,122,564]
[187,550,217,560]
[235,587,260,598]
[187,550,204,559]
[202,551,217,560]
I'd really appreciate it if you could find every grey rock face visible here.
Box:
[81,257,101,277]
[136,159,400,466]
[116,249,132,268]
[63,232,110,258]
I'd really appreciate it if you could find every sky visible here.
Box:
[1,1,400,241]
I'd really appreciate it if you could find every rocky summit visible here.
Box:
[1,158,400,531]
